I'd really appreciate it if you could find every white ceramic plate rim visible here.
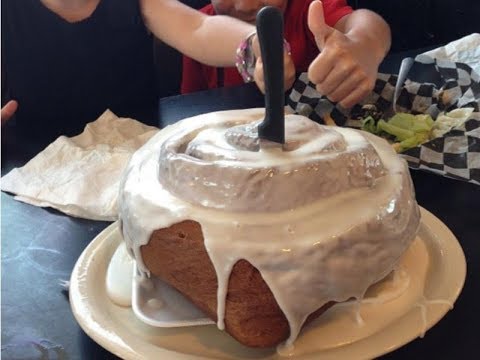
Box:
[69,207,466,360]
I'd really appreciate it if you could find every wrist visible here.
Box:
[235,31,257,83]
[235,32,292,83]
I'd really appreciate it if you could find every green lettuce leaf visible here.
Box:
[360,116,379,134]
[360,111,436,152]
[396,132,430,152]
[377,119,415,141]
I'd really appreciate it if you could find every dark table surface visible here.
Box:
[2,48,480,360]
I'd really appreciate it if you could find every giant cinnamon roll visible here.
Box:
[119,109,420,348]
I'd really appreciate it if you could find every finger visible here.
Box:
[254,58,266,94]
[1,100,18,126]
[308,0,334,50]
[325,69,367,103]
[284,53,296,90]
[316,61,356,96]
[338,79,374,108]
[307,48,337,86]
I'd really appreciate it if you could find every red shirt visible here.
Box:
[181,0,353,94]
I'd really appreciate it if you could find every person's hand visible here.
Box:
[252,34,296,94]
[307,1,379,108]
[1,100,18,126]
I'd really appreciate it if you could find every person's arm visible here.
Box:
[307,0,391,108]
[140,0,255,67]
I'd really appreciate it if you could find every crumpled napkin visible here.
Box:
[1,110,158,221]
[416,33,480,76]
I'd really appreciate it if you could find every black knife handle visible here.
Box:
[257,6,285,144]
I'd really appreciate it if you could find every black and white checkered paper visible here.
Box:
[287,59,480,185]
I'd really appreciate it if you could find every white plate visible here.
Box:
[132,263,215,327]
[70,207,466,360]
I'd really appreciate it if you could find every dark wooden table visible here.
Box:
[2,49,479,359]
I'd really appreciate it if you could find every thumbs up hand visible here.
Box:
[307,0,381,108]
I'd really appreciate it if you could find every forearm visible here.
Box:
[335,10,391,65]
[140,0,255,67]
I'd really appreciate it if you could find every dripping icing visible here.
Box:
[118,110,421,346]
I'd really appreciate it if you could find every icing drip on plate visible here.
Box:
[118,109,421,346]
[105,231,455,356]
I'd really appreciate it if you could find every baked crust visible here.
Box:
[141,220,333,348]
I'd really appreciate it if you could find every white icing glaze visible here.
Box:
[105,242,134,307]
[146,298,164,310]
[118,109,421,346]
[157,115,384,212]
[415,297,455,338]
[278,235,428,356]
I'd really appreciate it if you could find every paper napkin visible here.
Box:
[1,110,159,220]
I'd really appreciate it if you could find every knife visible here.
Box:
[256,6,285,148]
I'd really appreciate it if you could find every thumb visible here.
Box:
[308,0,334,50]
